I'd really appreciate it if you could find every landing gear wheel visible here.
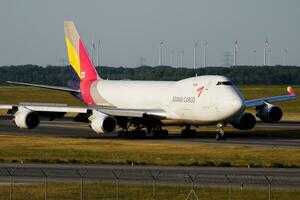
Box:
[117,130,129,138]
[152,129,168,138]
[128,129,146,139]
[221,133,226,140]
[216,132,222,140]
[162,129,169,137]
[216,132,226,140]
[181,126,197,138]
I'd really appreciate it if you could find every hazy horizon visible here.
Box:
[0,0,299,67]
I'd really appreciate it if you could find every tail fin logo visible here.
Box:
[81,71,86,79]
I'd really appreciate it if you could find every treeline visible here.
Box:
[0,65,300,86]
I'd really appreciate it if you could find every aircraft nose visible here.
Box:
[216,88,246,120]
[230,94,245,116]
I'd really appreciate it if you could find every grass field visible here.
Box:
[0,182,299,200]
[0,134,299,167]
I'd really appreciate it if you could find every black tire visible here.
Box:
[117,131,128,138]
[181,129,196,138]
[152,129,168,138]
[128,130,147,139]
[181,129,189,137]
[221,134,226,140]
[139,130,147,138]
[191,129,197,137]
[162,129,169,137]
[216,133,221,140]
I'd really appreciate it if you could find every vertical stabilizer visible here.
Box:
[64,21,100,81]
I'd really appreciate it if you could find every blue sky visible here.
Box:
[0,0,299,67]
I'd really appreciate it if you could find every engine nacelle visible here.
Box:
[231,112,256,130]
[256,104,283,123]
[89,111,117,134]
[14,108,40,129]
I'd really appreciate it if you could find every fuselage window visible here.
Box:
[216,81,232,86]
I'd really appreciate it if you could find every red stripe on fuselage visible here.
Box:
[79,39,98,105]
[80,80,95,105]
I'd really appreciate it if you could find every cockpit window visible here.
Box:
[216,81,232,86]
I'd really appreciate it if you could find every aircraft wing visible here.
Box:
[6,81,80,93]
[245,86,296,108]
[0,103,167,119]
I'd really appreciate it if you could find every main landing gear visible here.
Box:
[216,123,226,141]
[181,125,197,138]
[117,128,147,139]
[151,128,169,138]
[117,118,168,139]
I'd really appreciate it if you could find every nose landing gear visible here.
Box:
[216,123,226,141]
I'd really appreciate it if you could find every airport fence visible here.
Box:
[0,166,299,200]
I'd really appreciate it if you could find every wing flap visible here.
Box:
[90,105,167,118]
[24,105,87,113]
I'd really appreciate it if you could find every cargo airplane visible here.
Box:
[0,21,296,140]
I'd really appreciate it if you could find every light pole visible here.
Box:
[252,50,257,66]
[204,41,208,67]
[159,41,164,65]
[91,39,95,64]
[268,48,272,65]
[97,40,100,67]
[181,50,184,68]
[193,42,198,70]
[233,40,238,66]
[264,39,269,66]
[284,49,288,66]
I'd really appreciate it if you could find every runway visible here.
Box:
[0,120,300,189]
[0,119,300,148]
[0,163,299,188]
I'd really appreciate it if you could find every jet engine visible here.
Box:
[231,112,256,130]
[255,104,282,123]
[14,108,40,129]
[89,111,117,134]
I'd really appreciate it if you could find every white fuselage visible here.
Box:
[91,75,245,124]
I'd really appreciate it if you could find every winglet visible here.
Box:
[287,86,295,96]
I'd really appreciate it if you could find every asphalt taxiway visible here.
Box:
[0,119,300,148]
